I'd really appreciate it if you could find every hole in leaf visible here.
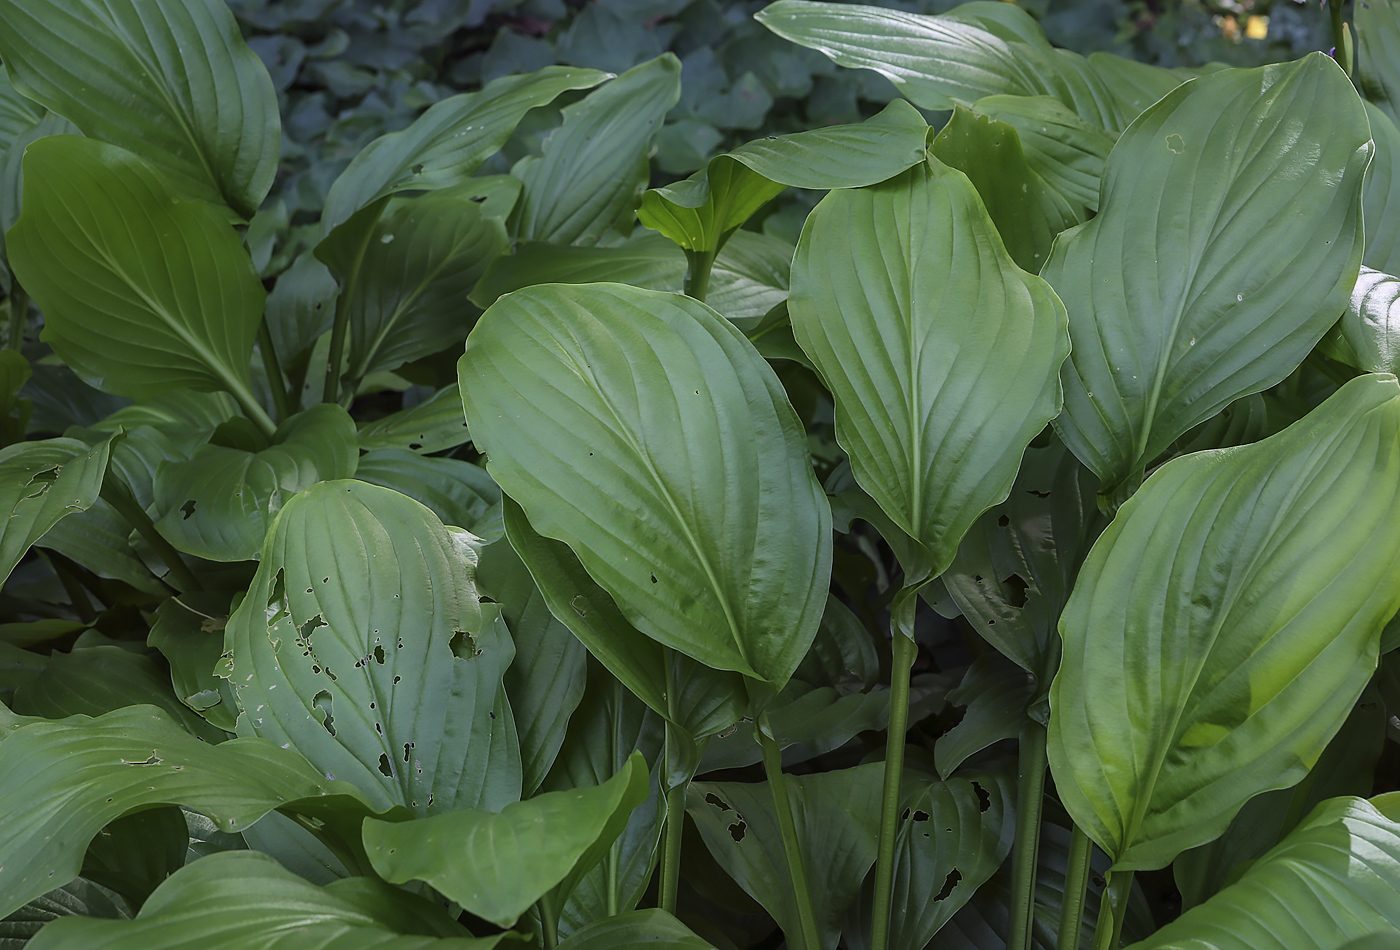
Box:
[180,499,197,520]
[972,781,991,812]
[300,614,327,642]
[313,691,335,736]
[378,754,394,777]
[374,722,383,735]
[997,514,1009,527]
[408,442,422,450]
[1002,574,1029,609]
[22,466,59,498]
[394,675,402,685]
[705,793,732,812]
[403,742,414,762]
[650,573,658,584]
[1092,874,1106,889]
[1026,489,1050,498]
[728,820,747,842]
[373,645,386,664]
[933,869,962,901]
[900,808,911,821]
[913,810,929,822]
[450,630,481,658]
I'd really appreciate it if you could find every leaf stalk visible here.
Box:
[1057,822,1094,950]
[756,713,821,950]
[256,317,294,423]
[1091,869,1134,950]
[869,595,918,950]
[1007,717,1048,950]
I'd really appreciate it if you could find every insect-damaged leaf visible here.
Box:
[0,434,111,587]
[1048,375,1400,870]
[223,480,520,816]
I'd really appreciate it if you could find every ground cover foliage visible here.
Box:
[1,0,1400,948]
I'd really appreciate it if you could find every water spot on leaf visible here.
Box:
[933,869,962,901]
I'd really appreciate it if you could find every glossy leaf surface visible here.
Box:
[1045,55,1371,497]
[461,283,831,685]
[1049,375,1400,869]
[1320,267,1400,376]
[789,158,1068,581]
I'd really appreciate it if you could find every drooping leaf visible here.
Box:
[1044,55,1371,500]
[0,704,380,919]
[555,911,715,950]
[8,136,268,415]
[24,850,504,950]
[223,480,520,815]
[0,435,110,587]
[0,0,278,218]
[513,56,681,246]
[934,657,1034,778]
[153,405,358,562]
[689,763,884,950]
[321,66,609,237]
[36,499,167,596]
[461,283,831,685]
[789,157,1068,582]
[1126,796,1400,950]
[355,450,503,540]
[364,753,648,928]
[1048,375,1400,870]
[1321,267,1400,376]
[471,232,686,309]
[148,593,240,732]
[357,385,472,455]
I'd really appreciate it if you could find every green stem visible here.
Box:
[870,595,918,950]
[7,286,27,351]
[321,218,376,405]
[683,248,717,302]
[756,714,821,950]
[256,318,293,424]
[224,379,278,439]
[1007,719,1048,950]
[1057,823,1094,950]
[1091,870,1134,950]
[1328,0,1353,76]
[659,764,685,915]
[100,477,202,592]
[538,893,559,950]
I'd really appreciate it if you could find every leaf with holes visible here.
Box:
[356,384,472,455]
[223,480,520,816]
[0,434,111,588]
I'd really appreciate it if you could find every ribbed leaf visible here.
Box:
[321,66,607,237]
[0,878,128,948]
[460,283,831,685]
[1125,796,1400,950]
[1359,0,1400,127]
[789,157,1068,582]
[1048,375,1400,870]
[1364,102,1400,275]
[1319,267,1400,376]
[1044,55,1371,499]
[0,0,277,217]
[1083,52,1186,126]
[0,705,379,919]
[223,480,520,816]
[472,233,685,309]
[355,450,502,540]
[971,95,1113,212]
[0,73,38,148]
[148,593,240,732]
[356,385,471,455]
[8,136,267,413]
[0,435,110,587]
[364,753,647,928]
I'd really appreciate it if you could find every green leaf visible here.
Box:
[321,65,609,238]
[153,405,359,562]
[24,851,506,950]
[8,137,268,423]
[968,95,1112,213]
[223,480,519,815]
[356,450,503,541]
[1359,0,1400,128]
[0,73,38,148]
[930,105,1082,273]
[461,283,831,685]
[471,232,685,309]
[0,878,128,947]
[1319,267,1400,376]
[934,657,1034,779]
[707,231,793,332]
[1082,52,1185,127]
[318,195,508,387]
[789,158,1068,582]
[1048,374,1400,870]
[0,0,278,218]
[555,910,715,950]
[755,0,1121,128]
[638,99,928,254]
[265,251,338,384]
[80,806,188,907]
[1044,55,1371,499]
[501,497,747,741]
[689,763,884,950]
[512,56,680,246]
[1126,796,1400,950]
[0,349,29,448]
[148,594,240,732]
[36,499,167,596]
[357,385,472,455]
[365,753,648,928]
[0,705,380,919]
[0,435,110,587]
[1363,102,1400,275]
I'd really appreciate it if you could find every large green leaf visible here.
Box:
[355,450,503,541]
[321,66,608,237]
[0,435,110,587]
[1319,267,1400,376]
[35,499,167,596]
[554,911,714,950]
[0,704,379,919]
[689,763,884,950]
[0,877,128,948]
[152,405,359,562]
[1044,55,1371,500]
[24,850,503,950]
[513,56,680,246]
[364,753,648,928]
[789,157,1068,582]
[707,231,793,331]
[1126,796,1400,950]
[1048,375,1400,870]
[638,99,929,255]
[460,283,831,685]
[0,0,277,218]
[7,136,267,419]
[755,0,1121,128]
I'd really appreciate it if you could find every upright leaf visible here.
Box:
[0,0,278,217]
[0,435,110,587]
[223,480,520,815]
[1358,0,1400,127]
[789,157,1068,581]
[460,283,831,686]
[1044,55,1371,499]
[1048,375,1400,869]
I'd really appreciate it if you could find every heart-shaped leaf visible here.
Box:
[1048,374,1400,869]
[789,157,1068,582]
[460,283,831,686]
[364,753,648,929]
[223,480,520,816]
[1044,55,1371,500]
[0,435,110,587]
[0,0,278,217]
[7,136,270,429]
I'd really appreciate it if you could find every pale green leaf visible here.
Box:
[1359,0,1400,128]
